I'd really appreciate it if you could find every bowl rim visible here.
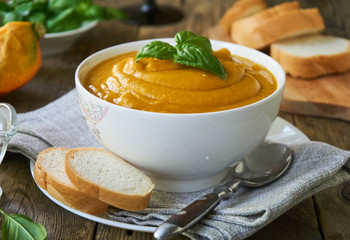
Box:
[75,38,286,116]
[44,21,98,38]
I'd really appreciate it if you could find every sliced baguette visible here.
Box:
[271,34,350,78]
[220,0,266,35]
[65,147,154,211]
[231,2,325,49]
[34,147,109,215]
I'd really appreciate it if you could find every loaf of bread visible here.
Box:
[65,147,154,211]
[271,34,350,78]
[231,1,325,49]
[220,0,266,35]
[34,147,109,215]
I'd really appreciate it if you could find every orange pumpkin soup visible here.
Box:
[83,48,277,113]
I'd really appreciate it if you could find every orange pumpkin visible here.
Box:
[0,21,43,97]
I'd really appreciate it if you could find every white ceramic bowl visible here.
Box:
[75,39,286,192]
[40,21,97,56]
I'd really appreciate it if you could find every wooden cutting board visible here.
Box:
[208,25,350,121]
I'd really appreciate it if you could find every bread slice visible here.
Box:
[271,34,350,78]
[65,147,154,211]
[220,0,266,35]
[34,147,109,215]
[231,2,325,49]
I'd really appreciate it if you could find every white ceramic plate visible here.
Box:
[30,116,309,232]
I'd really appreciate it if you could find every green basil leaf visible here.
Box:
[76,2,98,19]
[175,31,197,44]
[14,2,33,16]
[0,209,47,240]
[79,4,104,20]
[102,7,128,20]
[46,8,82,33]
[12,0,30,5]
[175,31,212,52]
[0,0,126,31]
[49,0,89,10]
[3,12,22,25]
[136,31,227,80]
[30,1,48,12]
[11,0,30,5]
[136,41,176,61]
[76,2,126,21]
[25,12,46,25]
[0,2,13,12]
[173,43,227,80]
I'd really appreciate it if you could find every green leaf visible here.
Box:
[136,41,176,61]
[49,0,89,10]
[175,31,212,52]
[0,209,47,240]
[30,1,48,13]
[14,2,33,17]
[46,8,82,33]
[173,43,227,80]
[25,12,46,25]
[0,2,12,12]
[135,31,227,80]
[102,7,128,20]
[11,0,31,5]
[3,12,22,25]
[0,0,126,31]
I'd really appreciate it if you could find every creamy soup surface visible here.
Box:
[83,49,277,113]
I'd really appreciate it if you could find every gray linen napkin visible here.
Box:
[8,89,350,240]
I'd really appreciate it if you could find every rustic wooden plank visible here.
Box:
[95,223,191,239]
[281,74,350,122]
[1,0,349,240]
[248,198,322,240]
[314,182,350,240]
[137,0,185,39]
[279,111,295,124]
[293,115,350,149]
[95,225,154,240]
[137,0,235,39]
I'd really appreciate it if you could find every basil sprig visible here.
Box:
[136,31,227,80]
[0,0,127,33]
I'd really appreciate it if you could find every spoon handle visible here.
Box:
[154,180,241,239]
[153,192,220,239]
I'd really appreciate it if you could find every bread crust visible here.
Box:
[234,1,300,25]
[65,147,154,212]
[220,0,266,35]
[34,147,109,215]
[33,149,50,190]
[271,37,350,78]
[231,3,325,49]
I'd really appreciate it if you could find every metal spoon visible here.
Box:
[154,142,293,239]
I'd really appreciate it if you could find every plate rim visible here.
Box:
[29,116,309,233]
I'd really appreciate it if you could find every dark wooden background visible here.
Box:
[0,0,349,239]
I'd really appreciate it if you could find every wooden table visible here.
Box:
[1,0,349,239]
